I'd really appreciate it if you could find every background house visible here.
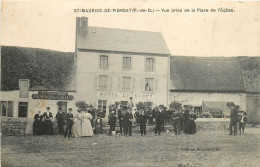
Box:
[169,56,260,123]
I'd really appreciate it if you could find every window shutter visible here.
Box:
[118,76,121,91]
[154,79,158,92]
[140,78,144,91]
[109,76,113,90]
[94,75,98,90]
[131,77,135,90]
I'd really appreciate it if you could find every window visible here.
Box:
[145,78,154,92]
[100,55,108,68]
[120,101,128,110]
[98,100,107,114]
[122,77,131,90]
[99,75,108,89]
[18,102,28,117]
[145,58,154,71]
[123,57,131,69]
[19,79,29,98]
[0,101,14,117]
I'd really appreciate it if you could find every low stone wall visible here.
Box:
[1,118,231,136]
[195,118,230,131]
[1,117,27,136]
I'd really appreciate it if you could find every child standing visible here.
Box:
[239,112,247,135]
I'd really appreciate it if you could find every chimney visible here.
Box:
[80,17,88,36]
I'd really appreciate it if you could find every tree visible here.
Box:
[169,101,182,111]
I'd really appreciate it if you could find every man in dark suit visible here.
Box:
[124,108,133,136]
[56,108,65,135]
[139,109,148,135]
[43,107,54,135]
[155,106,165,135]
[108,110,117,135]
[117,106,124,135]
[229,104,239,135]
[88,105,96,127]
[172,110,181,136]
[64,108,74,138]
[183,105,190,130]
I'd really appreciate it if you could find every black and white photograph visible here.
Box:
[1,1,260,167]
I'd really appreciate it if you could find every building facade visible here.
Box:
[75,17,171,120]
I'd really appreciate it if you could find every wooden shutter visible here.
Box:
[94,75,98,90]
[109,76,113,90]
[19,79,29,98]
[140,78,144,91]
[131,77,135,90]
[154,79,158,92]
[118,76,121,91]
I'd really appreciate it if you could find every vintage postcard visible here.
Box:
[1,1,260,167]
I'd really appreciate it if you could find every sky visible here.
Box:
[1,1,260,57]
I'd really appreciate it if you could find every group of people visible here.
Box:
[33,106,95,138]
[229,104,248,136]
[107,104,198,136]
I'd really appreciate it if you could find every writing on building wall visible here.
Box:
[32,91,74,100]
[97,92,154,99]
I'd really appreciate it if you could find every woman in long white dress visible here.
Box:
[73,110,83,137]
[81,110,93,137]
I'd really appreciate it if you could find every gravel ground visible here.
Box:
[1,128,260,167]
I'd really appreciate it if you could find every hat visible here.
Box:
[77,109,82,112]
[68,108,73,111]
[130,97,133,99]
[46,107,50,109]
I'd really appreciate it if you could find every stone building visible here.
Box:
[74,17,171,120]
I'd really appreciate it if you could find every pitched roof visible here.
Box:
[170,56,245,92]
[77,26,170,55]
[239,57,260,93]
[1,46,76,91]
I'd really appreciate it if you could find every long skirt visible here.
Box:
[82,119,93,136]
[73,119,82,137]
[43,120,53,135]
[33,120,42,135]
[184,120,196,134]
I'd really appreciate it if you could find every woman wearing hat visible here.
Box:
[42,107,53,135]
[73,109,83,137]
[82,110,93,137]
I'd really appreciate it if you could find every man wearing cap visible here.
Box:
[43,107,53,135]
[229,104,239,135]
[64,108,74,138]
[56,108,65,135]
[127,97,134,115]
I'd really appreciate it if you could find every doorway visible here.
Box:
[57,101,67,113]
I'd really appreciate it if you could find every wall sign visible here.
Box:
[32,91,74,100]
[97,91,154,99]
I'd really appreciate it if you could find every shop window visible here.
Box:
[0,101,14,117]
[123,57,132,70]
[18,102,28,117]
[122,77,131,90]
[100,55,108,68]
[19,79,29,98]
[120,101,128,110]
[145,78,154,92]
[99,75,108,89]
[98,100,107,114]
[145,58,154,71]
